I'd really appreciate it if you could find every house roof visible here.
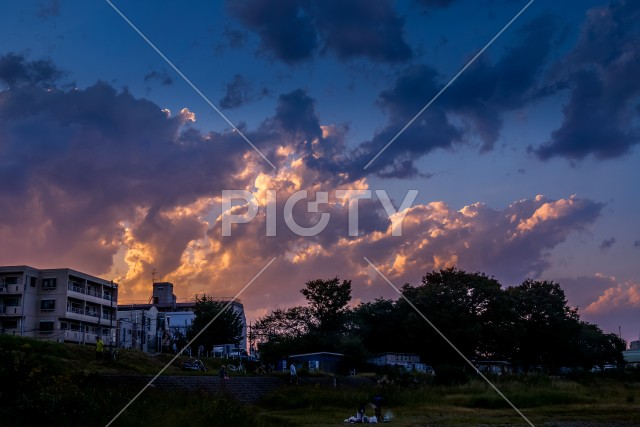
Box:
[370,352,420,357]
[288,352,344,358]
[623,350,640,363]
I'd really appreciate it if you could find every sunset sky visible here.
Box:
[1,0,639,342]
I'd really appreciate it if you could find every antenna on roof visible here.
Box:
[149,268,158,304]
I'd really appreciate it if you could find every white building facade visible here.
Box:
[0,266,118,346]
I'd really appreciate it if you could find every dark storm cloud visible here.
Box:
[219,74,252,109]
[227,0,318,63]
[227,0,411,63]
[599,237,616,252]
[0,52,62,87]
[344,65,461,178]
[310,0,412,62]
[343,15,558,178]
[444,14,558,152]
[0,56,253,272]
[533,1,640,161]
[274,89,322,139]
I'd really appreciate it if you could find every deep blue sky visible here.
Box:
[1,0,639,342]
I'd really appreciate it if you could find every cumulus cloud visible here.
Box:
[581,276,640,339]
[585,279,640,314]
[0,54,255,294]
[227,0,411,63]
[0,53,607,317]
[560,274,640,340]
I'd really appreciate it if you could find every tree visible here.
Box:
[253,278,353,363]
[187,295,243,352]
[507,279,581,370]
[252,307,315,363]
[396,268,505,364]
[301,277,352,334]
[572,323,627,369]
[350,298,397,354]
[253,306,312,341]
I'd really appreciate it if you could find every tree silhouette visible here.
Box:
[187,295,243,352]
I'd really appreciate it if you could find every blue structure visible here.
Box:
[288,352,344,374]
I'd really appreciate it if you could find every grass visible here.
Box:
[255,376,640,425]
[1,334,640,426]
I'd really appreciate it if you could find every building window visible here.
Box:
[39,321,54,333]
[2,320,18,329]
[61,322,68,330]
[40,299,55,311]
[4,277,18,285]
[30,277,37,287]
[4,297,20,307]
[42,278,57,289]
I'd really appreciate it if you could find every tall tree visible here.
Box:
[350,298,397,354]
[397,268,504,364]
[301,277,352,334]
[187,295,243,351]
[507,279,581,370]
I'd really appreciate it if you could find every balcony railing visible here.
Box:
[1,305,22,315]
[68,306,84,315]
[68,283,85,294]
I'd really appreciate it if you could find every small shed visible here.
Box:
[623,349,640,367]
[288,352,344,374]
[473,360,513,375]
[368,352,421,366]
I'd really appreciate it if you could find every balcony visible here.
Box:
[68,283,85,294]
[0,305,22,315]
[86,289,102,298]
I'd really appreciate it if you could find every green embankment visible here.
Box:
[1,335,640,426]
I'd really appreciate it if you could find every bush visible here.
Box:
[433,364,469,386]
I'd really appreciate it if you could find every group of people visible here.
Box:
[344,396,385,424]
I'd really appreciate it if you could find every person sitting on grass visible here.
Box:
[371,395,383,422]
[345,403,371,423]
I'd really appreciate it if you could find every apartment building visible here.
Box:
[0,266,118,346]
[118,281,246,353]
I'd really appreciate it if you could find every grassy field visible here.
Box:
[255,377,640,426]
[1,335,639,426]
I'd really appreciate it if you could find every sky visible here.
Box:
[1,0,639,343]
